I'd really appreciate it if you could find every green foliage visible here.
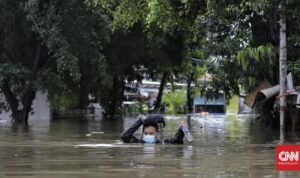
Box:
[50,93,78,112]
[25,0,80,81]
[162,90,186,114]
[288,59,300,84]
[25,0,110,109]
[237,45,276,66]
[0,63,32,91]
[2,0,300,120]
[0,0,44,119]
[112,0,147,30]
[146,0,178,32]
[226,95,239,114]
[0,0,112,118]
[236,44,277,91]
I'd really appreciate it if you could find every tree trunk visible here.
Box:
[105,75,125,119]
[21,89,36,122]
[154,72,169,110]
[1,80,36,123]
[109,76,118,119]
[78,75,89,109]
[187,72,194,113]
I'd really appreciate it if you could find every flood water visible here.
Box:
[0,114,300,178]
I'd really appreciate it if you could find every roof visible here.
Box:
[193,95,226,106]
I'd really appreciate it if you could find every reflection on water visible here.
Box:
[0,114,300,177]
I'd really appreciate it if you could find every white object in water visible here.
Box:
[0,119,7,124]
[75,143,142,148]
[76,144,114,148]
[287,73,294,90]
[91,131,104,134]
[181,125,193,142]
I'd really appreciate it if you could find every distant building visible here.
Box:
[193,92,226,113]
[124,79,227,114]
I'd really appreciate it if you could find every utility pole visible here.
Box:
[278,6,287,178]
[279,5,287,132]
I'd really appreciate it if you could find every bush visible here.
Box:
[162,90,186,114]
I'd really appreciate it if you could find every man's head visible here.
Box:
[142,121,159,143]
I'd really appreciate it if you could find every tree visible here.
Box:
[0,0,110,122]
[179,61,207,113]
[104,0,195,113]
[110,0,300,111]
[95,0,188,117]
[31,0,110,110]
[0,0,49,123]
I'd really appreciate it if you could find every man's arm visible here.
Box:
[143,114,166,127]
[165,128,184,144]
[120,116,144,143]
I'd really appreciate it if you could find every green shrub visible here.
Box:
[162,90,186,114]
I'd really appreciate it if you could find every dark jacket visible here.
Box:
[121,115,184,144]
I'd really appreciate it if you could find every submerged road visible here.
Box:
[0,114,299,177]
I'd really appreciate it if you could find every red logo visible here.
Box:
[276,145,300,171]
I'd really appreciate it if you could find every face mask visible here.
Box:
[142,134,156,144]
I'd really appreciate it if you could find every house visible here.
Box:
[193,92,226,113]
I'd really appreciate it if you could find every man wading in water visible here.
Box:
[121,114,188,144]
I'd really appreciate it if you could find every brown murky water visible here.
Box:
[0,114,300,178]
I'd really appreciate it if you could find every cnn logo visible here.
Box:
[276,145,300,171]
[278,151,299,161]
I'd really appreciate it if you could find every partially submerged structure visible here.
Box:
[244,76,300,130]
[193,92,226,113]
